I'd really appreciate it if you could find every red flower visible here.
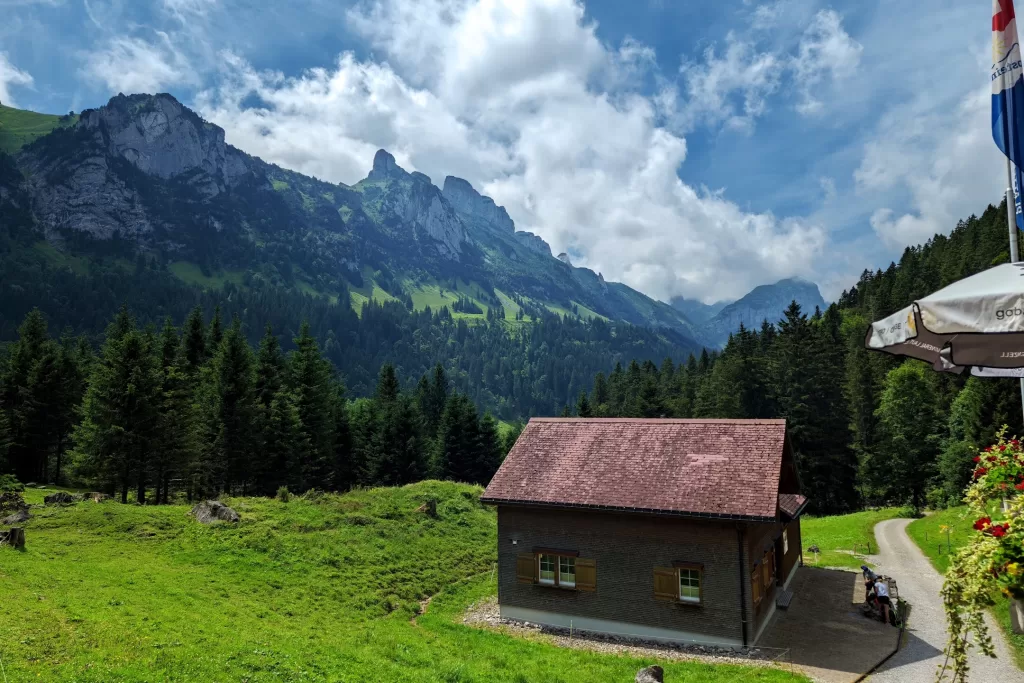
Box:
[991,525,1008,538]
[1001,483,1009,490]
[987,455,998,462]
[973,456,982,462]
[1015,482,1024,491]
[1001,445,1008,452]
[975,467,989,479]
[975,517,992,530]
[1013,439,1020,447]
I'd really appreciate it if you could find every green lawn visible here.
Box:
[907,507,1024,669]
[0,483,805,682]
[0,103,75,155]
[801,508,906,570]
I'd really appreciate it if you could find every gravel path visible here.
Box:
[867,518,1021,682]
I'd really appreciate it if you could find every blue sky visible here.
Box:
[0,0,1004,303]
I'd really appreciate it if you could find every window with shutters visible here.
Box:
[654,564,703,605]
[528,551,594,590]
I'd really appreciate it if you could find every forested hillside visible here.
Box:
[575,202,1024,515]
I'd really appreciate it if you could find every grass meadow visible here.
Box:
[1,483,805,682]
[800,508,906,570]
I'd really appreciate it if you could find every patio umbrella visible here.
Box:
[865,262,1024,369]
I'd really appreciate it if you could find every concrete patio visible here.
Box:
[758,567,905,683]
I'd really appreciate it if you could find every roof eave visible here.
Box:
[780,497,811,521]
[479,496,778,523]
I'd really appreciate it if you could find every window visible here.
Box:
[679,567,701,603]
[519,552,595,590]
[654,564,703,605]
[783,530,789,555]
[539,554,557,585]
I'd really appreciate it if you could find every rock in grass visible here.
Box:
[44,491,77,506]
[190,500,240,524]
[636,665,664,683]
[80,492,109,503]
[0,491,28,515]
[1,509,30,525]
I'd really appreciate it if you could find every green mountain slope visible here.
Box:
[0,93,699,342]
[0,103,76,154]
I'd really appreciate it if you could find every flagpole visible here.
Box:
[1005,158,1024,422]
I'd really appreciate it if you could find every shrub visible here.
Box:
[276,486,290,503]
[0,474,25,493]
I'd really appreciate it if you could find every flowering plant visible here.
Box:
[941,429,1024,681]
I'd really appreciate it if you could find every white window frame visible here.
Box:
[678,567,701,604]
[559,556,576,588]
[538,553,557,586]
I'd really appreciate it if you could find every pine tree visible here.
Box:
[2,309,50,483]
[207,305,224,351]
[376,363,400,404]
[214,319,259,493]
[260,388,303,495]
[255,324,286,409]
[575,391,593,418]
[180,306,206,373]
[72,319,161,503]
[476,412,504,482]
[289,321,334,490]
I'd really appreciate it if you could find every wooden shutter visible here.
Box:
[751,569,762,606]
[576,558,596,592]
[516,553,537,584]
[654,567,678,601]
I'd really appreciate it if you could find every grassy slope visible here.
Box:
[168,261,246,289]
[1,484,804,682]
[0,104,75,154]
[801,508,905,570]
[907,507,1024,669]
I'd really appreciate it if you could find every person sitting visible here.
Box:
[873,578,894,626]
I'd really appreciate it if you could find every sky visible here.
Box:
[0,0,1007,304]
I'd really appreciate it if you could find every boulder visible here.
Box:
[1,509,30,525]
[190,500,240,524]
[44,491,76,506]
[636,666,664,683]
[0,491,28,515]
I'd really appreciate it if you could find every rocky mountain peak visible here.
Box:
[557,252,573,266]
[79,93,247,187]
[441,176,514,233]
[369,149,405,180]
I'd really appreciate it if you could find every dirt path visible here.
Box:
[866,518,1021,682]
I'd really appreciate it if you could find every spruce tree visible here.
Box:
[72,319,161,503]
[255,324,286,409]
[210,319,259,494]
[575,391,593,418]
[2,309,50,483]
[180,306,206,373]
[476,412,504,482]
[208,305,224,351]
[289,321,334,490]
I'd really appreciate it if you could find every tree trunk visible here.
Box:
[54,436,64,486]
[137,477,146,506]
[121,479,128,505]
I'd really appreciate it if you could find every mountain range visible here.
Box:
[672,278,827,348]
[0,93,825,349]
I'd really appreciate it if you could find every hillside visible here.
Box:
[0,103,76,155]
[0,483,804,682]
[0,93,698,340]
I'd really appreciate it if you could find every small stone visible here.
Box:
[44,491,76,506]
[1,509,30,525]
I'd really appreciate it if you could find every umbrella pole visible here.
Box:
[1004,159,1024,425]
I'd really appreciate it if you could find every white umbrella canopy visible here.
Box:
[865,262,1024,370]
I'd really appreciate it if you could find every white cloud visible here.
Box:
[676,33,783,133]
[163,0,217,22]
[791,9,863,116]
[0,52,33,106]
[856,87,1003,249]
[81,33,197,95]
[195,0,826,302]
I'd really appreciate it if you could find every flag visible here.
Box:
[992,0,1024,231]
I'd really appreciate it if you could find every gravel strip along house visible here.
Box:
[481,418,808,648]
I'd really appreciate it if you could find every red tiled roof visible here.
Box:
[481,418,790,520]
[778,493,808,519]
